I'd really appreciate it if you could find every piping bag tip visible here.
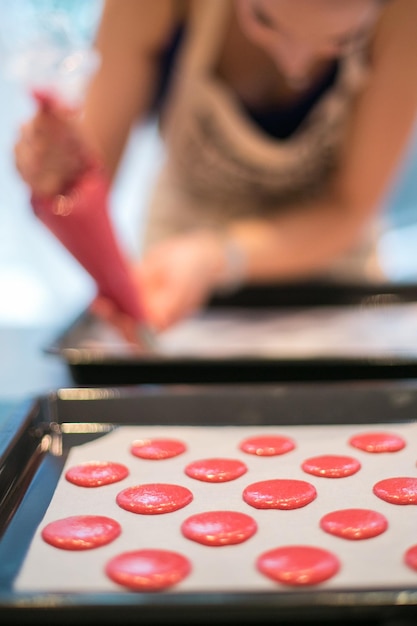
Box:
[124,299,157,351]
[135,323,158,351]
[89,292,158,352]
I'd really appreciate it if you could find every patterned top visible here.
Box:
[143,0,382,281]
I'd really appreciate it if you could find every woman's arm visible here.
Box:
[14,0,182,195]
[81,0,181,180]
[224,0,417,283]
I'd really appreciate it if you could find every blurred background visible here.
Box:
[0,0,417,330]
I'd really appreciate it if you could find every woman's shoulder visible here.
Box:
[98,0,192,53]
[372,0,417,59]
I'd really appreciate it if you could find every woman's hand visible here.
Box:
[14,95,90,197]
[88,230,221,343]
[90,230,246,338]
[138,232,231,331]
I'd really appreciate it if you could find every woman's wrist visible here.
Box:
[190,230,248,295]
[215,235,248,294]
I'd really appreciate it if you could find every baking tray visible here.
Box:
[46,281,417,386]
[2,380,417,625]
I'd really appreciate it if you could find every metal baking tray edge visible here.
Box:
[2,381,417,625]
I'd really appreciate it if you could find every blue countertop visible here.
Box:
[0,324,73,403]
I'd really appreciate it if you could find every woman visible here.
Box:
[14,0,417,332]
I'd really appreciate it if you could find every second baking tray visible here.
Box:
[46,281,417,385]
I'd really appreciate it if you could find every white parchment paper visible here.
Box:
[15,422,417,594]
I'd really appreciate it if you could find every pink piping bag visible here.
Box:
[11,14,152,341]
[30,91,149,330]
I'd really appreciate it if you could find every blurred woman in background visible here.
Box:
[14,0,417,331]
